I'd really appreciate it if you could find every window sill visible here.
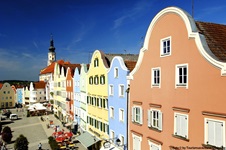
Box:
[148,126,162,132]
[161,53,170,57]
[132,121,142,126]
[172,134,189,142]
[176,84,187,87]
[151,84,160,88]
[202,144,224,149]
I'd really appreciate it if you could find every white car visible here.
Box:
[9,114,18,120]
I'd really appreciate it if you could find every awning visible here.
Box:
[76,132,100,148]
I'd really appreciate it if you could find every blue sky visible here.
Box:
[0,0,226,81]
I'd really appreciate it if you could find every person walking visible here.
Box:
[38,143,42,150]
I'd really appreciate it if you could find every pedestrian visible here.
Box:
[38,143,42,150]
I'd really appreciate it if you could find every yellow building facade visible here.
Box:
[0,83,15,108]
[86,50,110,147]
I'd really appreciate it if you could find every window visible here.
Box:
[110,107,114,118]
[94,76,99,85]
[119,135,124,146]
[119,85,125,97]
[114,68,119,78]
[94,58,99,67]
[152,68,161,87]
[119,109,124,122]
[148,109,162,131]
[161,37,171,56]
[148,141,161,150]
[132,106,143,124]
[110,130,115,140]
[100,75,105,84]
[89,76,93,85]
[174,113,188,139]
[176,64,188,87]
[132,134,142,150]
[204,118,225,148]
[109,85,114,96]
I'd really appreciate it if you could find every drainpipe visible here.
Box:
[126,85,130,150]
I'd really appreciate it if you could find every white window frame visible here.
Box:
[151,67,161,88]
[132,106,143,124]
[148,140,161,150]
[110,107,114,118]
[110,130,115,141]
[119,84,125,97]
[160,36,171,57]
[204,118,225,148]
[109,84,114,96]
[119,108,124,122]
[132,133,142,150]
[119,134,124,147]
[175,63,188,88]
[174,113,188,139]
[114,67,119,78]
[148,109,162,131]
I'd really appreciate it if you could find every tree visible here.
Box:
[14,134,29,150]
[2,126,13,143]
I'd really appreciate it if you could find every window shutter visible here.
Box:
[208,120,215,145]
[148,110,151,127]
[182,116,188,138]
[215,122,223,147]
[158,112,162,131]
[175,114,180,135]
[132,107,135,122]
[140,108,143,124]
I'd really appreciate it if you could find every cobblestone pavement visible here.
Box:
[1,108,86,150]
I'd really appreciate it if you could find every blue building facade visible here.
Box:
[73,67,81,132]
[108,56,129,150]
[16,88,24,104]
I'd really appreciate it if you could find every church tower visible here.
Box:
[47,34,56,66]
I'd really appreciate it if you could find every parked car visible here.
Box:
[9,114,18,120]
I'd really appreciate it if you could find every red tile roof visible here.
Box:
[34,81,46,89]
[40,60,69,75]
[124,61,137,72]
[196,21,226,62]
[0,83,3,89]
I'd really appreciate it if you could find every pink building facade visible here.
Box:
[128,7,226,150]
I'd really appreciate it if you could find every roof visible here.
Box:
[39,59,66,75]
[34,81,46,89]
[124,61,137,72]
[196,21,226,62]
[0,83,3,89]
[106,53,139,62]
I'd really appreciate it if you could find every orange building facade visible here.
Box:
[128,7,226,150]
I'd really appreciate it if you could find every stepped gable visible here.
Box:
[196,21,226,62]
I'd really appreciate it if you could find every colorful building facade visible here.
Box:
[128,6,226,150]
